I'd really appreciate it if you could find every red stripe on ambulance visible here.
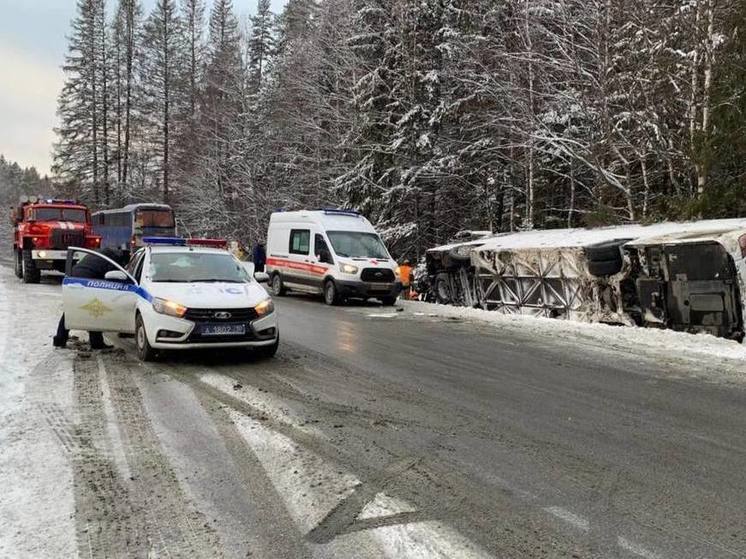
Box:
[267,257,328,276]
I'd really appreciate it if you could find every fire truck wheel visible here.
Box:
[21,249,41,283]
[14,249,23,279]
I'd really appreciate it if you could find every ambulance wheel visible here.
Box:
[271,273,286,296]
[22,249,41,283]
[381,296,397,306]
[14,249,23,278]
[136,314,157,362]
[324,280,340,306]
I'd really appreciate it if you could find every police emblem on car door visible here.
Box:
[62,248,139,333]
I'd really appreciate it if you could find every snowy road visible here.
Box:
[1,262,746,558]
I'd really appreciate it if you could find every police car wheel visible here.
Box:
[324,280,340,306]
[271,273,286,296]
[256,336,279,359]
[135,315,157,362]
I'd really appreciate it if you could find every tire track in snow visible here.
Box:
[98,353,223,558]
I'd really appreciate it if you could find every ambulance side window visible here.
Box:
[289,229,310,255]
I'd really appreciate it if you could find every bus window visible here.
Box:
[135,209,175,228]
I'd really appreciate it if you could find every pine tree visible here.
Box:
[181,0,205,118]
[111,0,142,202]
[183,0,245,233]
[247,0,274,98]
[53,0,108,204]
[140,0,188,203]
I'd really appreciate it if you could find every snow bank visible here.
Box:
[401,300,746,376]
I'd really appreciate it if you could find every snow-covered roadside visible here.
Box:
[400,300,746,380]
[0,268,77,558]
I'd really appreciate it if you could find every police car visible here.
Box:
[62,238,279,361]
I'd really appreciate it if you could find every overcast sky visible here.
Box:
[0,0,287,176]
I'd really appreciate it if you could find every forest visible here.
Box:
[0,155,52,209]
[52,0,746,258]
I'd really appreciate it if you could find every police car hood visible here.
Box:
[149,281,268,308]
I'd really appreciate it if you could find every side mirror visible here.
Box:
[254,272,270,284]
[318,249,332,264]
[242,261,256,277]
[105,270,130,283]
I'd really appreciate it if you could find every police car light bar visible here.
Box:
[186,238,228,248]
[142,236,186,246]
[321,208,361,217]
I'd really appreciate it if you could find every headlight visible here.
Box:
[340,263,358,275]
[152,297,187,318]
[255,298,275,316]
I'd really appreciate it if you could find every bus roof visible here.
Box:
[92,203,173,215]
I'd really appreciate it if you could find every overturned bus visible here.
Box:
[424,219,746,341]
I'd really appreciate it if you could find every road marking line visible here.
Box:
[543,506,590,532]
[618,536,662,559]
[229,411,491,558]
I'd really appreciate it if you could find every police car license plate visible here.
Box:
[200,323,246,336]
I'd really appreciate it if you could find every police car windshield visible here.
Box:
[327,231,389,259]
[150,253,249,283]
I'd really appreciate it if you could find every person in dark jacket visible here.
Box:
[252,242,266,272]
[53,248,126,350]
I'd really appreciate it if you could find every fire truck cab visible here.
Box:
[11,196,101,283]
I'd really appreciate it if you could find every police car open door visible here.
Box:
[62,248,138,334]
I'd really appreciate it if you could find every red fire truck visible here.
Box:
[11,196,101,283]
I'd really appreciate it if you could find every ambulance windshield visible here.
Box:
[327,231,389,259]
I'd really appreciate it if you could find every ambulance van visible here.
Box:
[265,209,402,305]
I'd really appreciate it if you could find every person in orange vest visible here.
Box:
[398,259,413,299]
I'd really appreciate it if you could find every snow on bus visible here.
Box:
[424,219,746,342]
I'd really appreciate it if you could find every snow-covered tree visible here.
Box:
[140,0,189,203]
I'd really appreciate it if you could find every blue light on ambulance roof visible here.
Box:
[321,208,360,217]
[142,236,186,246]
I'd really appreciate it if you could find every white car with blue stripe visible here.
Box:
[62,238,279,361]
